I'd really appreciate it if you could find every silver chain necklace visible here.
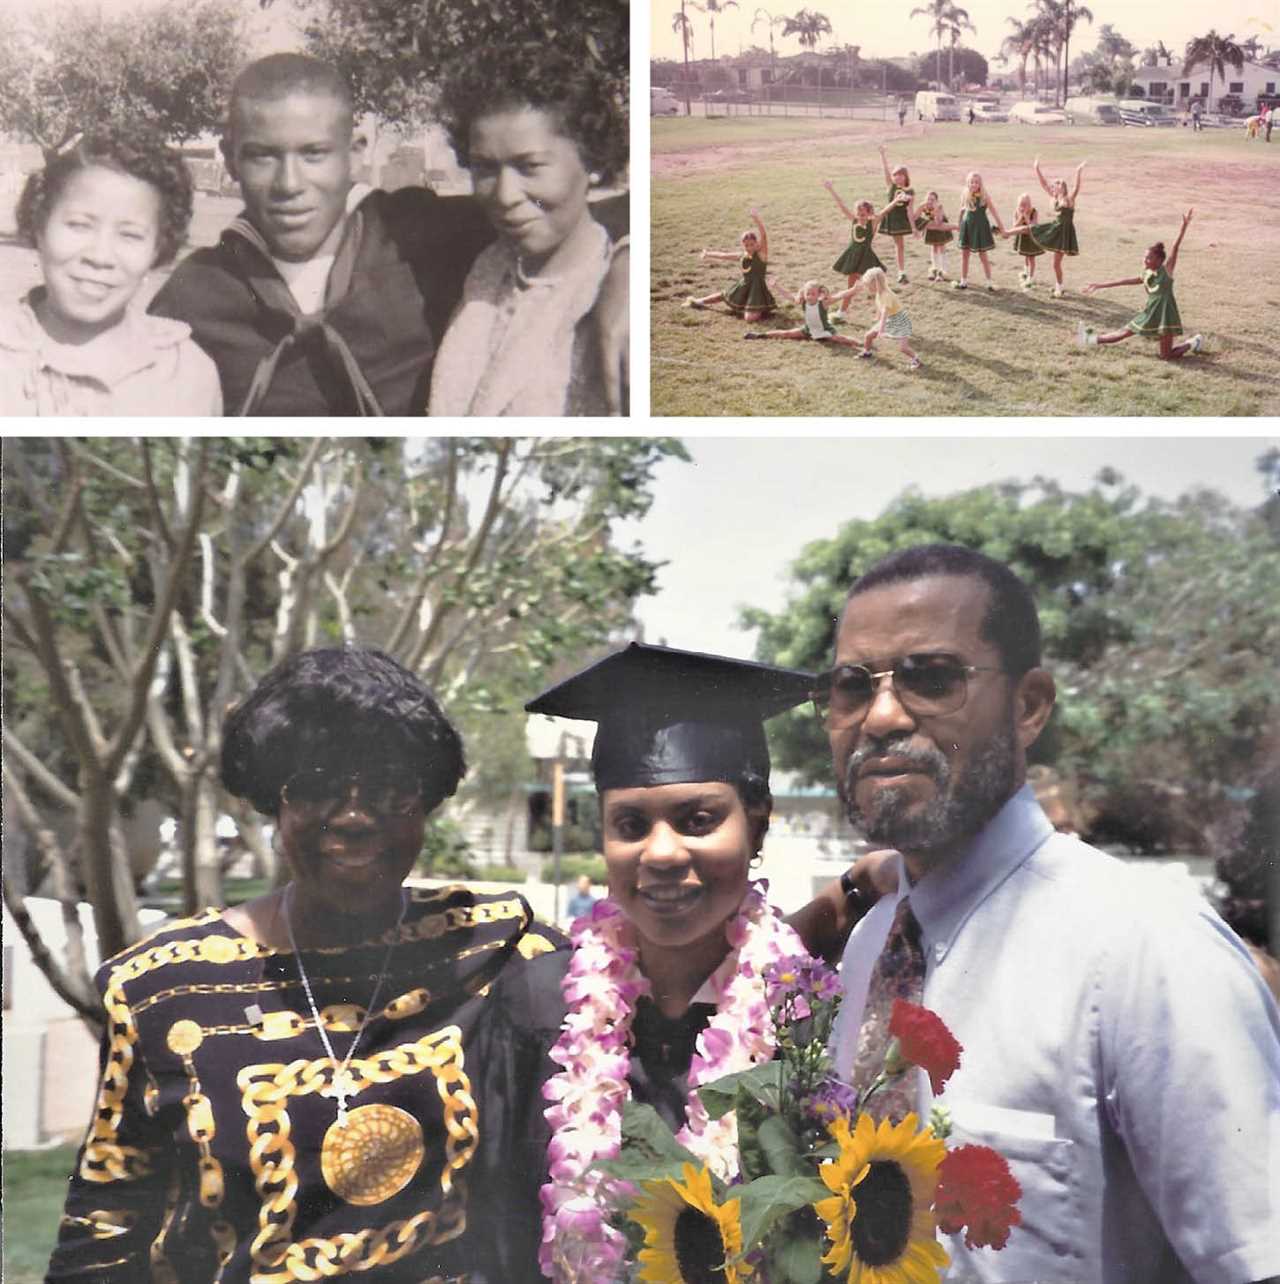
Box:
[283,883,408,1128]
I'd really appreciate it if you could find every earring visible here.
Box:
[588,171,602,185]
[749,850,764,869]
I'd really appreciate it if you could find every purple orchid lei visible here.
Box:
[538,880,806,1283]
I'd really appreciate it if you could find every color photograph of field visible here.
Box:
[651,118,1279,416]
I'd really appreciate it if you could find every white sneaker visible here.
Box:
[952,280,968,290]
[897,271,908,284]
[1189,333,1204,353]
[1076,322,1098,348]
[1052,285,1064,298]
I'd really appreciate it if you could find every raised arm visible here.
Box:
[785,850,897,965]
[1069,160,1086,205]
[823,179,856,222]
[1033,155,1053,197]
[700,248,743,261]
[1166,208,1194,277]
[874,192,908,221]
[878,142,894,188]
[751,208,768,260]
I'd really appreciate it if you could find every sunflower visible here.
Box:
[632,1163,750,1284]
[815,1113,950,1284]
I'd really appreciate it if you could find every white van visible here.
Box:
[1117,99,1177,127]
[651,86,680,117]
[1064,96,1121,126]
[915,91,961,122]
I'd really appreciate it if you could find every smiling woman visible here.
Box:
[1,125,222,415]
[427,40,630,416]
[46,646,566,1283]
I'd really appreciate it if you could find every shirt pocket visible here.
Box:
[944,1106,1082,1283]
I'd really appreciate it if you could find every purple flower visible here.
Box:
[802,1077,859,1128]
[764,954,841,1009]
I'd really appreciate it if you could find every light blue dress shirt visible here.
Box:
[832,784,1280,1283]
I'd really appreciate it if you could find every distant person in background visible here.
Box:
[1265,104,1274,142]
[968,104,976,124]
[1191,98,1203,130]
[898,97,908,127]
[565,873,598,920]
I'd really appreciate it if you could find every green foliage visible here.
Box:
[417,817,476,878]
[2,1144,81,1281]
[282,0,629,128]
[0,0,247,156]
[470,863,526,884]
[538,855,608,884]
[746,468,1280,851]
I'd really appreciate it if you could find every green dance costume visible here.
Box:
[914,211,953,246]
[958,197,996,251]
[724,252,776,313]
[1012,208,1043,257]
[1029,201,1079,255]
[1128,266,1182,337]
[881,185,914,237]
[833,221,885,275]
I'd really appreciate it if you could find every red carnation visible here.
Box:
[934,1145,1023,1250]
[887,1000,963,1095]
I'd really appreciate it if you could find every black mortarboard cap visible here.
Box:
[524,642,814,790]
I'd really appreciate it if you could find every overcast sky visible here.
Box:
[651,0,1279,68]
[613,435,1278,660]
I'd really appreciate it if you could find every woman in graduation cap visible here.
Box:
[484,642,891,1284]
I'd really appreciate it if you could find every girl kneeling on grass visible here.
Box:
[743,280,863,348]
[1078,209,1203,360]
[836,266,921,369]
[685,209,776,322]
[1,125,222,416]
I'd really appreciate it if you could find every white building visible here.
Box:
[1130,57,1280,111]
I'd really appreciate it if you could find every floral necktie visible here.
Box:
[851,898,925,1122]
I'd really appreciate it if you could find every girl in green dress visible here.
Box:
[1006,157,1085,297]
[822,181,907,318]
[953,172,1007,291]
[912,190,957,282]
[878,143,917,283]
[1008,193,1044,290]
[1078,209,1203,360]
[685,209,776,321]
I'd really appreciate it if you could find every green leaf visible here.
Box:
[619,1102,702,1167]
[697,1064,782,1121]
[771,1225,825,1284]
[757,1114,807,1177]
[735,1174,829,1254]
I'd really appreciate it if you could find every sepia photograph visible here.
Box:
[0,0,630,418]
[4,434,1279,1283]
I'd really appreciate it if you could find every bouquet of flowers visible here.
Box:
[598,952,1021,1284]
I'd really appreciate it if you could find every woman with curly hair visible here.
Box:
[1,125,222,416]
[427,42,629,416]
[47,646,566,1282]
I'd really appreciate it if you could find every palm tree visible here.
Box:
[752,7,785,84]
[1030,11,1059,99]
[911,0,951,88]
[782,7,833,53]
[672,5,695,104]
[690,0,740,65]
[1183,30,1246,110]
[944,4,976,89]
[1239,35,1263,62]
[1032,0,1064,103]
[999,15,1037,95]
[1056,0,1093,104]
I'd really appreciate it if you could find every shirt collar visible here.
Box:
[907,783,1053,949]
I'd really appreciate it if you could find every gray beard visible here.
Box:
[842,721,1018,862]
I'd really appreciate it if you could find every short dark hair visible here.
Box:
[16,125,193,267]
[844,543,1043,674]
[221,647,466,817]
[439,43,628,186]
[226,53,354,137]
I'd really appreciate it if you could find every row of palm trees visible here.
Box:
[910,0,977,93]
[671,3,832,78]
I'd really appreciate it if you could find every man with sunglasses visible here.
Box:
[821,544,1279,1284]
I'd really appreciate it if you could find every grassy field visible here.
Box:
[3,1144,79,1283]
[652,118,1280,417]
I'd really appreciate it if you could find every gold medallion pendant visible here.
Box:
[321,1104,425,1205]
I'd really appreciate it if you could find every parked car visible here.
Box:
[1009,101,1067,125]
[1063,96,1121,125]
[706,88,755,104]
[1117,99,1178,127]
[972,101,1009,122]
[651,86,680,116]
[915,90,961,121]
